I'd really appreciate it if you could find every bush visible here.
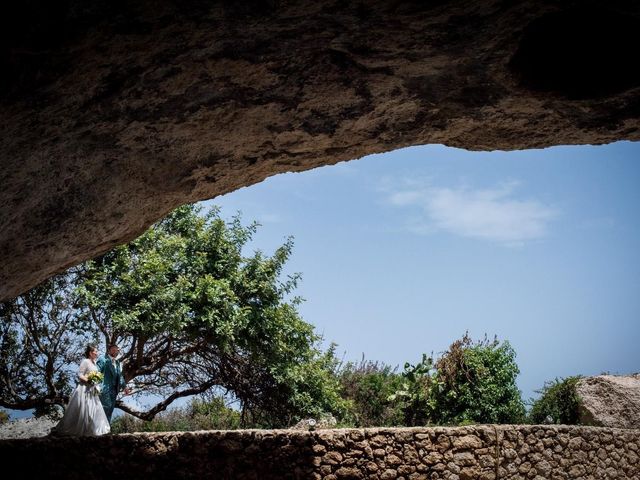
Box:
[388,354,435,426]
[111,396,242,433]
[528,376,582,425]
[429,334,526,425]
[337,357,404,427]
[243,343,353,428]
[389,334,526,426]
[0,409,9,424]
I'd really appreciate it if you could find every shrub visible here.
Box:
[429,334,526,425]
[388,354,435,426]
[337,356,404,427]
[0,409,9,424]
[111,396,242,433]
[528,376,582,425]
[390,334,526,426]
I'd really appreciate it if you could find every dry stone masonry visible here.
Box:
[1,425,638,479]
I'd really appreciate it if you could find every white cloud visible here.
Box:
[385,180,558,246]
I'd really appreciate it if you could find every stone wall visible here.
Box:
[0,425,638,479]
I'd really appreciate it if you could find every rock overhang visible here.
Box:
[1,0,639,300]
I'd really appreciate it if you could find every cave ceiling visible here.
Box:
[1,0,639,300]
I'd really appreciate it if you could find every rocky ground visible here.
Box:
[0,417,58,440]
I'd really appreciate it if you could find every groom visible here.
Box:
[97,344,129,422]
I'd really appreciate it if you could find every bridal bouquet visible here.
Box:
[87,371,104,385]
[87,371,104,395]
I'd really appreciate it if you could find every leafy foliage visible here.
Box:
[387,333,526,426]
[388,354,435,426]
[1,204,346,426]
[528,376,582,425]
[0,272,97,414]
[78,204,349,425]
[111,396,242,433]
[429,334,526,425]
[336,355,404,427]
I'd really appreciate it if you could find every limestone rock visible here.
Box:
[0,416,58,440]
[576,374,640,429]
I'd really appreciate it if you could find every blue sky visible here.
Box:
[10,141,638,420]
[206,141,640,403]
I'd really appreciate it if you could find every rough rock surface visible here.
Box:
[0,417,57,440]
[577,373,640,429]
[1,0,640,299]
[0,425,638,479]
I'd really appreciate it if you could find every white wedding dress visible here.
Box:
[53,358,111,436]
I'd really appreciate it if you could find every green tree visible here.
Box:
[2,204,347,426]
[528,376,582,425]
[429,334,526,425]
[0,272,96,415]
[78,204,348,425]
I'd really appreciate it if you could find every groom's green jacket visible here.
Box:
[96,354,126,420]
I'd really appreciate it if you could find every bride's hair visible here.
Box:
[84,344,97,358]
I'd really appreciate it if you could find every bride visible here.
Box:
[52,345,111,436]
